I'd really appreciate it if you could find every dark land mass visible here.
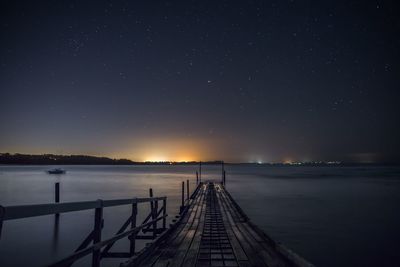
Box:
[0,153,397,166]
[0,153,222,165]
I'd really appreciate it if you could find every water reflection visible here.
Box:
[0,165,399,267]
[52,215,59,253]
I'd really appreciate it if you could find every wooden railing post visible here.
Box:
[129,202,137,256]
[186,179,189,200]
[55,182,60,217]
[0,205,4,240]
[153,200,158,239]
[180,181,184,214]
[162,198,166,229]
[199,161,202,182]
[196,171,199,185]
[223,170,226,186]
[92,200,103,267]
[55,182,60,203]
[221,161,224,183]
[149,188,154,212]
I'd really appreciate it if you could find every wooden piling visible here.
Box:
[162,198,167,229]
[55,182,60,217]
[186,179,189,200]
[153,200,158,239]
[149,188,154,215]
[55,182,60,203]
[92,200,103,267]
[199,161,202,182]
[180,181,184,213]
[149,188,156,238]
[221,161,224,183]
[129,203,137,256]
[0,205,4,239]
[223,170,226,186]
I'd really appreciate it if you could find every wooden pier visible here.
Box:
[0,176,314,267]
[123,182,313,267]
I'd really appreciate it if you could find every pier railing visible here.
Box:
[0,195,167,267]
[0,163,219,266]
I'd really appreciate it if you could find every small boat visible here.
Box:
[47,168,66,174]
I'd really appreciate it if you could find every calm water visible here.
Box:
[0,165,399,267]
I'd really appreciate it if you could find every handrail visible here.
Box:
[2,196,167,221]
[48,215,167,267]
[0,178,202,267]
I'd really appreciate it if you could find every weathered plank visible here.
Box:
[217,184,289,267]
[139,184,207,267]
[180,184,207,266]
[123,184,206,267]
[122,182,314,267]
[153,186,205,266]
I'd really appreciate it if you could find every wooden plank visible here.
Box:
[168,229,196,266]
[216,185,266,267]
[196,182,241,267]
[124,184,205,267]
[124,182,314,267]
[218,187,285,267]
[214,186,250,267]
[153,187,205,265]
[167,205,204,266]
[181,188,207,266]
[168,190,206,265]
[150,184,206,267]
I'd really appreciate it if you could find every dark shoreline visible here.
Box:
[0,153,222,165]
[1,156,399,167]
[1,153,398,166]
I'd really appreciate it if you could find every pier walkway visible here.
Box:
[0,179,314,267]
[124,182,313,267]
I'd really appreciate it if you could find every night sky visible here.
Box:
[1,1,399,163]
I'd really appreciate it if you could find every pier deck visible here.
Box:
[124,182,313,267]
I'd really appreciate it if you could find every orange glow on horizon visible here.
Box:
[142,153,198,162]
[122,137,208,162]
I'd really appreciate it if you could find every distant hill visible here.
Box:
[2,153,393,166]
[0,153,223,165]
[0,153,136,165]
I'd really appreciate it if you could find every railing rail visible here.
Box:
[0,194,168,267]
[0,172,203,267]
[2,196,166,221]
[49,215,167,267]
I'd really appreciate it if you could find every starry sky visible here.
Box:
[0,1,399,163]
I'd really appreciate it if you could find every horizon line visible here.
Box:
[1,152,398,165]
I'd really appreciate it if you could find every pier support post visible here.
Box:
[196,171,199,185]
[55,182,60,203]
[199,161,202,182]
[180,181,184,214]
[187,179,189,200]
[153,200,158,239]
[0,205,4,240]
[149,188,154,216]
[92,200,103,267]
[55,182,60,217]
[162,198,167,229]
[223,170,226,186]
[149,188,157,238]
[221,161,224,183]
[129,202,137,256]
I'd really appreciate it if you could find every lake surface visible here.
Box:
[0,165,399,266]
